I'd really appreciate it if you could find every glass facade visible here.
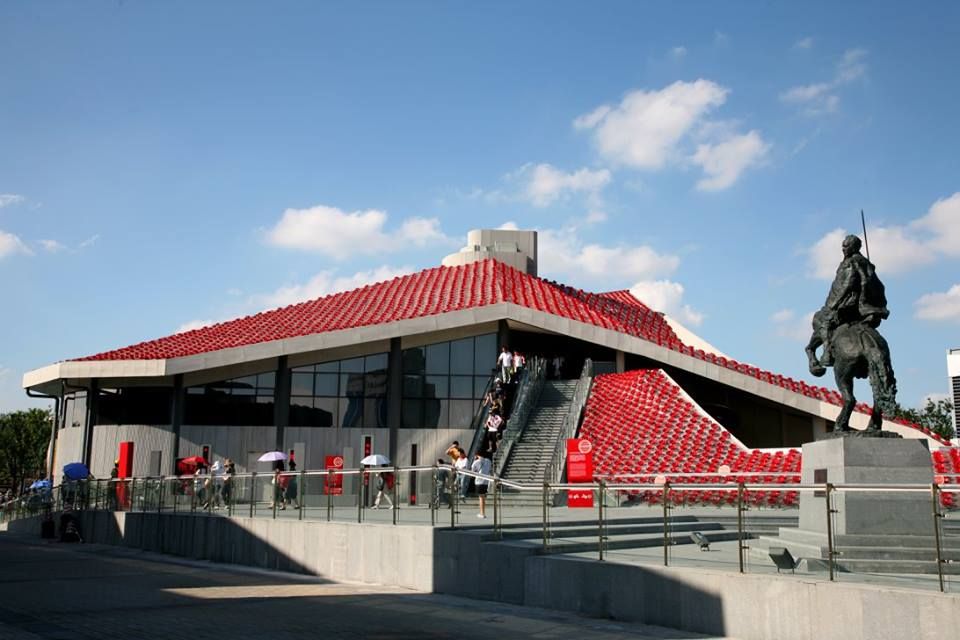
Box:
[290,353,388,428]
[97,387,173,425]
[184,371,276,426]
[401,333,497,428]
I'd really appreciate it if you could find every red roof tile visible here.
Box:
[71,258,948,444]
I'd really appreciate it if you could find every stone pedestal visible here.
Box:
[799,437,933,536]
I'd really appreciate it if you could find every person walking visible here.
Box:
[284,459,301,509]
[470,454,492,519]
[497,347,513,383]
[455,447,470,499]
[221,459,235,507]
[372,466,394,509]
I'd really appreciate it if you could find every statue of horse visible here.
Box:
[805,322,897,433]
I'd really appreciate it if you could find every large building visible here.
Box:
[949,348,960,433]
[23,229,949,489]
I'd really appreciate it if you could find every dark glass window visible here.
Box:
[289,352,388,428]
[96,387,173,425]
[400,333,495,429]
[184,372,275,426]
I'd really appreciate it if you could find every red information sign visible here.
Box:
[566,438,594,508]
[324,454,344,495]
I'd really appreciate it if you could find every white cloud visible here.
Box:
[265,205,452,259]
[922,392,950,405]
[629,280,704,327]
[806,192,960,279]
[78,234,100,249]
[915,284,960,323]
[250,265,415,310]
[39,239,66,253]
[538,227,680,283]
[524,164,611,207]
[690,130,770,191]
[912,192,960,257]
[585,210,608,224]
[770,308,815,341]
[176,319,218,333]
[0,194,25,208]
[0,230,31,258]
[575,79,767,190]
[780,48,868,116]
[497,221,519,231]
[793,37,814,50]
[670,46,687,59]
[575,79,729,170]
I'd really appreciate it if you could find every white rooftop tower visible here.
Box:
[442,229,538,276]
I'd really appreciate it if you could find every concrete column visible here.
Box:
[497,319,510,350]
[616,350,625,373]
[387,337,402,464]
[274,356,290,451]
[81,380,99,467]
[170,374,184,473]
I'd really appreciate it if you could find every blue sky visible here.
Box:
[2,1,958,413]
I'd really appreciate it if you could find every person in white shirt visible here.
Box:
[454,448,469,498]
[497,347,513,383]
[470,454,493,519]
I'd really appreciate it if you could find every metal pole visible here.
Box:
[598,480,605,561]
[249,473,256,518]
[131,478,137,512]
[298,468,305,521]
[357,468,364,524]
[493,478,501,539]
[931,483,945,593]
[158,478,164,514]
[825,482,835,581]
[392,466,399,525]
[327,469,333,522]
[450,474,457,529]
[542,482,549,551]
[662,481,670,567]
[737,482,745,574]
[430,465,437,527]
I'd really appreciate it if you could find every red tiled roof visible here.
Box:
[71,258,950,445]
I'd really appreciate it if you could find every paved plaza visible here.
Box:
[0,534,731,640]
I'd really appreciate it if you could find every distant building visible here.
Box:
[949,348,960,435]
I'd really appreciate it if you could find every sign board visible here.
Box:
[324,454,344,495]
[566,438,594,508]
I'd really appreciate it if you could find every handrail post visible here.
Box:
[430,465,437,527]
[131,477,137,512]
[249,472,257,518]
[493,478,501,539]
[326,469,333,522]
[542,482,549,551]
[357,468,364,524]
[662,481,670,566]
[825,482,835,581]
[392,466,399,525]
[736,481,745,574]
[158,478,164,514]
[298,468,305,521]
[450,472,458,529]
[931,482,945,593]
[598,479,605,561]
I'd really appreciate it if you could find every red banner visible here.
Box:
[566,438,594,508]
[324,454,344,495]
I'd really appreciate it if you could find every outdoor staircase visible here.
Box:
[499,380,578,485]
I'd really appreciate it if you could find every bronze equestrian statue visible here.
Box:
[805,234,898,434]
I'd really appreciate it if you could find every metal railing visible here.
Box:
[492,356,547,476]
[3,465,959,594]
[543,358,594,484]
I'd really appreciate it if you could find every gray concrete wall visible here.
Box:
[3,514,957,640]
[90,424,176,478]
[51,425,84,481]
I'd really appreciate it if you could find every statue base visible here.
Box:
[822,429,902,439]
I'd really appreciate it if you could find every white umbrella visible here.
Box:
[360,454,390,466]
[258,451,287,462]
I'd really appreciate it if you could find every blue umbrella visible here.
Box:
[29,479,51,490]
[63,462,90,481]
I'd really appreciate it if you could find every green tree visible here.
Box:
[893,398,955,440]
[0,409,52,495]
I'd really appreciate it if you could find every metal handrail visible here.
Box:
[543,358,594,483]
[493,356,547,475]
